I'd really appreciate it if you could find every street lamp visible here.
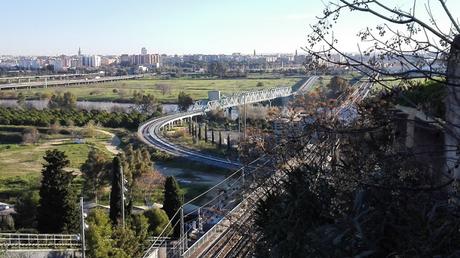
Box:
[80,197,88,258]
[120,166,128,228]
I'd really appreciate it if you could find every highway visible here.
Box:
[0,74,143,90]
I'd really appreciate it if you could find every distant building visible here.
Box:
[121,53,160,67]
[81,55,101,68]
[141,47,148,55]
[101,56,117,66]
[18,58,40,69]
[120,54,130,66]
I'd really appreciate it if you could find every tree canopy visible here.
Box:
[37,149,79,233]
[177,91,194,112]
[163,176,182,237]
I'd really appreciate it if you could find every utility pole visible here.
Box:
[80,197,87,258]
[243,95,247,140]
[180,207,185,255]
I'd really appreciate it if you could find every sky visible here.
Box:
[1,0,459,56]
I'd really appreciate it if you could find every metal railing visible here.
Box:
[181,201,244,258]
[0,233,81,249]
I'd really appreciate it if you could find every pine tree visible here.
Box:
[163,176,182,237]
[86,209,113,258]
[37,149,79,233]
[81,148,109,203]
[109,156,123,225]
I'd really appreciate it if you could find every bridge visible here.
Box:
[140,76,377,258]
[0,76,319,257]
[0,74,143,90]
[138,76,319,170]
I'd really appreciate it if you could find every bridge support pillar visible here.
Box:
[225,107,233,119]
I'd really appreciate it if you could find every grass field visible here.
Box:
[0,129,114,203]
[10,77,302,103]
[0,138,112,178]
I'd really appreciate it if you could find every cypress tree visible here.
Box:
[163,176,182,237]
[227,134,231,151]
[109,156,123,225]
[211,128,215,144]
[218,131,223,148]
[37,149,79,233]
[204,125,208,142]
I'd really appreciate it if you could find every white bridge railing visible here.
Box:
[0,233,81,250]
[191,87,292,112]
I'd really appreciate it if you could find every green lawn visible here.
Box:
[0,139,112,178]
[10,78,302,103]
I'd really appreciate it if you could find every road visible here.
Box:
[0,74,143,90]
[138,111,242,170]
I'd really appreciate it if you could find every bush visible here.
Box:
[0,107,150,130]
[143,208,172,236]
[0,214,15,231]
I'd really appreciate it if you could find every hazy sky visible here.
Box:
[1,0,459,56]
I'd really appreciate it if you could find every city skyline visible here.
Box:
[1,0,459,56]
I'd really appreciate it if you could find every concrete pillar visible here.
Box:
[405,112,415,149]
[445,35,460,179]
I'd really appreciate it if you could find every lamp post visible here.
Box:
[80,197,87,258]
[120,166,127,228]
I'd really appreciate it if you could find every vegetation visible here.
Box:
[144,208,172,236]
[109,156,123,225]
[0,136,111,180]
[81,148,110,203]
[3,78,301,103]
[86,209,114,258]
[86,209,150,258]
[392,80,446,118]
[37,149,79,233]
[163,176,183,237]
[132,91,162,115]
[48,92,77,110]
[14,191,39,230]
[0,107,149,130]
[177,91,194,111]
[254,103,459,257]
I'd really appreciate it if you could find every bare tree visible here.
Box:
[305,0,460,178]
[155,83,172,96]
[22,127,40,144]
